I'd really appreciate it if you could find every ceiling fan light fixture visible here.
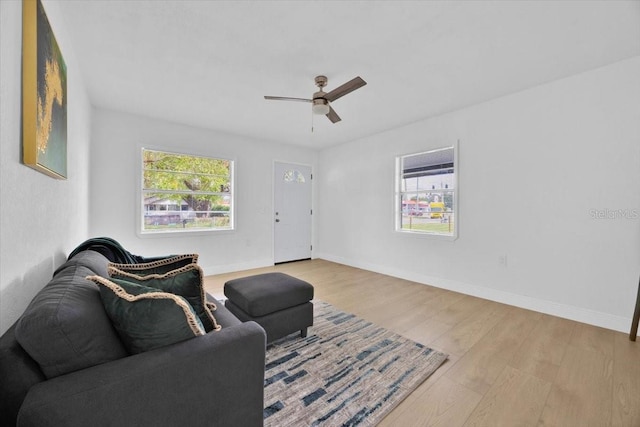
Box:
[312,98,330,115]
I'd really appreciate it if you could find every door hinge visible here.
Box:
[310,209,313,215]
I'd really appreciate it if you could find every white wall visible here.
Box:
[89,108,317,275]
[0,1,92,334]
[317,56,640,334]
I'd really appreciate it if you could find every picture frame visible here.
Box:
[22,0,67,179]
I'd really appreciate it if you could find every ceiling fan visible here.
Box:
[264,75,366,123]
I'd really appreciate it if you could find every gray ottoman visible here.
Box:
[224,272,314,343]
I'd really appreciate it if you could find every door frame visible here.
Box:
[272,160,314,264]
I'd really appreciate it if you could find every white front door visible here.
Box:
[274,162,312,264]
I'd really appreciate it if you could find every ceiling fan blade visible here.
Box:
[264,96,311,103]
[324,76,367,102]
[326,106,341,123]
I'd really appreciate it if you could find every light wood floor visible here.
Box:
[204,259,640,427]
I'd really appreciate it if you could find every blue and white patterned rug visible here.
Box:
[263,300,449,427]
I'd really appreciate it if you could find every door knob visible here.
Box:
[275,219,280,222]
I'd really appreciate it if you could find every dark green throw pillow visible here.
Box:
[109,254,199,276]
[108,263,220,332]
[87,275,206,354]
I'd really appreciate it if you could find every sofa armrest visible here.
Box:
[17,321,266,427]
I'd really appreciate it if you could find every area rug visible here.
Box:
[263,300,448,427]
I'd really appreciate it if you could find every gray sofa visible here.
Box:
[0,250,266,427]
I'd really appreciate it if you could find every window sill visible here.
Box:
[395,229,458,241]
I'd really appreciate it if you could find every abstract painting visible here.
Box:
[22,0,67,179]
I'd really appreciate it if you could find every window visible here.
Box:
[396,145,457,237]
[141,149,233,233]
[283,169,306,183]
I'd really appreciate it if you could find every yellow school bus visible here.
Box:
[429,201,445,219]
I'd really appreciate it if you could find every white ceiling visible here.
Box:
[57,1,640,149]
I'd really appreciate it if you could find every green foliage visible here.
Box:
[442,192,453,209]
[143,150,231,212]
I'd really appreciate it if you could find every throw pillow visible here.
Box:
[109,253,199,276]
[108,263,221,332]
[87,275,206,354]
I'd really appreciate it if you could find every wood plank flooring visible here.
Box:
[203,259,640,427]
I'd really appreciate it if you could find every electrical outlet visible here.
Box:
[498,255,508,267]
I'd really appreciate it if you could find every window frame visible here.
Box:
[138,147,235,236]
[395,142,458,240]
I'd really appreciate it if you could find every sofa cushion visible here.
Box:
[15,251,127,379]
[0,323,46,427]
[108,263,220,332]
[88,276,206,354]
[109,254,199,275]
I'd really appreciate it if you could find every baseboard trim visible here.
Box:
[315,252,635,336]
[201,258,273,276]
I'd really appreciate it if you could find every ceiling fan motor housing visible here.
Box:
[313,75,329,103]
[313,91,327,101]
